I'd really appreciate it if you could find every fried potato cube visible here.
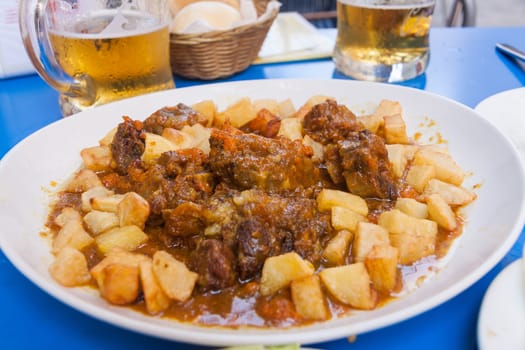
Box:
[361,99,402,133]
[317,189,368,216]
[90,194,124,213]
[161,127,192,149]
[90,248,148,286]
[49,246,91,287]
[374,99,403,119]
[152,251,198,302]
[99,263,140,305]
[364,244,399,294]
[277,117,303,140]
[52,219,94,254]
[421,179,477,206]
[95,225,148,254]
[359,114,383,134]
[379,209,438,264]
[323,230,353,266]
[55,207,82,227]
[141,132,179,164]
[81,185,114,212]
[331,206,367,232]
[384,114,409,144]
[260,252,315,296]
[426,194,457,230]
[191,99,216,126]
[386,144,418,178]
[406,164,436,193]
[83,210,119,235]
[302,135,324,161]
[319,262,377,310]
[278,98,296,118]
[413,149,465,186]
[290,275,328,320]
[139,259,172,315]
[216,97,257,127]
[395,198,428,219]
[421,144,449,154]
[295,95,332,119]
[181,123,212,154]
[117,192,150,229]
[99,127,117,146]
[386,144,408,178]
[352,222,390,262]
[389,232,435,265]
[253,98,279,115]
[66,169,102,192]
[81,145,113,172]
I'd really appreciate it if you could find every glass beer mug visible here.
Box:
[333,0,435,82]
[19,0,175,116]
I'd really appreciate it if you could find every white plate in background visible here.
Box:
[475,87,525,159]
[477,259,525,350]
[1,79,525,347]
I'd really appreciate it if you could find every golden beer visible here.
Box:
[49,11,174,115]
[334,0,435,82]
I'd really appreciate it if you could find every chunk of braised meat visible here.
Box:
[127,161,167,215]
[99,172,133,193]
[302,99,363,144]
[256,293,301,327]
[157,150,215,208]
[236,218,285,282]
[208,127,320,192]
[166,188,331,286]
[339,130,397,200]
[163,202,205,237]
[157,148,209,177]
[142,103,208,135]
[233,189,331,280]
[302,100,397,199]
[146,226,199,251]
[323,144,345,186]
[111,117,145,174]
[189,239,237,291]
[199,186,240,245]
[241,108,281,138]
[126,149,215,216]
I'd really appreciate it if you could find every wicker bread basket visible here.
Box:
[169,0,279,80]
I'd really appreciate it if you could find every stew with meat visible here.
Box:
[46,96,476,328]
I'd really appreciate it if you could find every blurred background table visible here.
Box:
[1,26,525,350]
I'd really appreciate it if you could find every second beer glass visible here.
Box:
[333,0,435,82]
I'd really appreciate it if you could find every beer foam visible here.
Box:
[99,11,131,35]
[49,10,166,39]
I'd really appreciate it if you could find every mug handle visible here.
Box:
[18,0,96,106]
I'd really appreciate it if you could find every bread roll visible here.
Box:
[171,1,242,33]
[169,0,240,16]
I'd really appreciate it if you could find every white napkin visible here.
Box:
[256,12,335,63]
[0,0,35,79]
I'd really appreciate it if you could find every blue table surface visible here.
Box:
[1,26,525,349]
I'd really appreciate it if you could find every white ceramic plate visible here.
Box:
[1,79,525,347]
[477,259,525,350]
[475,87,525,160]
